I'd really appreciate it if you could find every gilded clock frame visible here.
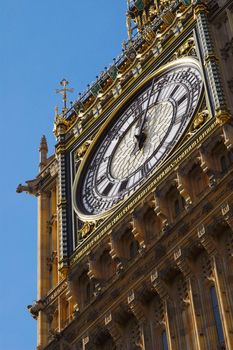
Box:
[72,56,204,222]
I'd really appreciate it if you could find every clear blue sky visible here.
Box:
[0,1,126,349]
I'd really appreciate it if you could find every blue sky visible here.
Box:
[0,1,126,349]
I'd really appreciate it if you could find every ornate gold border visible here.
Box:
[72,57,204,221]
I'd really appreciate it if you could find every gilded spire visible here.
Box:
[56,79,74,112]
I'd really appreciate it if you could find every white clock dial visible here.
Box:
[111,101,173,179]
[73,59,203,219]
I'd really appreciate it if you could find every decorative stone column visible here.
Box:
[131,214,146,254]
[176,170,193,208]
[222,123,233,151]
[54,116,70,274]
[198,143,217,187]
[87,253,102,298]
[211,255,233,349]
[221,202,233,232]
[150,270,183,350]
[104,312,123,350]
[127,289,153,349]
[37,190,51,348]
[197,224,216,255]
[194,0,231,124]
[154,191,169,228]
[174,248,209,350]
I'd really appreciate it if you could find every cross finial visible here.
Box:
[56,79,74,111]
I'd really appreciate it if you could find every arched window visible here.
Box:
[166,186,184,221]
[220,155,228,174]
[174,199,180,216]
[228,151,233,164]
[181,196,186,208]
[100,250,115,280]
[162,330,169,350]
[121,229,139,260]
[102,337,116,350]
[129,240,139,259]
[188,164,208,200]
[143,207,160,242]
[79,271,91,308]
[86,282,91,303]
[210,286,225,347]
[212,141,232,176]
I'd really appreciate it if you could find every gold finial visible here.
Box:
[126,12,133,41]
[154,0,159,12]
[56,79,74,111]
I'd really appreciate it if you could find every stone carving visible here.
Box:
[27,300,45,320]
[54,111,77,137]
[44,304,58,324]
[170,37,196,62]
[192,109,209,130]
[16,178,40,195]
[75,140,92,161]
[77,222,96,241]
[47,251,57,272]
[221,202,233,231]
[143,25,156,43]
[49,161,58,177]
[198,226,216,256]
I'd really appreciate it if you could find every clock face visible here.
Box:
[73,59,203,219]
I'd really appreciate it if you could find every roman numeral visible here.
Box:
[96,174,107,185]
[177,93,188,106]
[102,182,114,196]
[170,85,180,97]
[119,179,129,193]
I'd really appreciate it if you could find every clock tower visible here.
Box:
[18,1,233,349]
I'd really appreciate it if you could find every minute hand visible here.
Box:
[137,77,156,135]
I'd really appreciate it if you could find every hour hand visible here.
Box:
[132,131,147,154]
[135,131,146,149]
